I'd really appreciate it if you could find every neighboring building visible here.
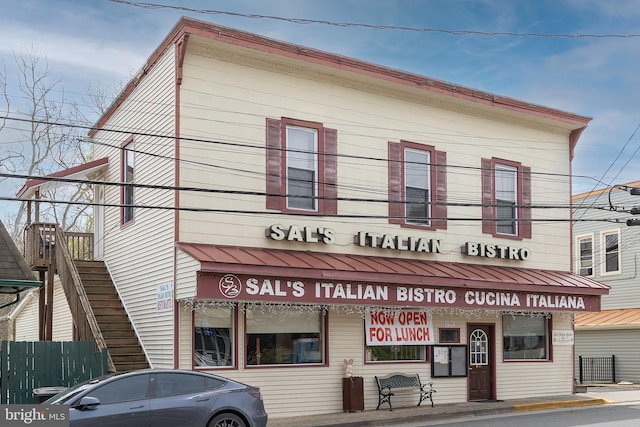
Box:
[573,182,640,383]
[0,220,41,340]
[17,18,609,418]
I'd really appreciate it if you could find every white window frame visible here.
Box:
[404,148,431,226]
[601,229,621,276]
[286,125,318,211]
[575,234,594,277]
[495,164,518,236]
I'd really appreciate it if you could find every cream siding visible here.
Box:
[13,292,39,341]
[177,41,572,273]
[92,46,177,368]
[575,329,640,383]
[52,281,74,341]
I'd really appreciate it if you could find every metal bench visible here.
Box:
[375,373,435,411]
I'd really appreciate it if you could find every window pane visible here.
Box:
[503,315,548,360]
[287,168,315,210]
[155,373,204,398]
[194,307,233,367]
[367,345,426,362]
[495,165,517,235]
[123,144,134,223]
[579,237,593,276]
[246,308,323,365]
[286,126,317,210]
[88,375,150,404]
[604,233,619,273]
[405,149,430,225]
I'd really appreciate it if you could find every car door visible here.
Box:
[149,373,222,427]
[70,374,151,427]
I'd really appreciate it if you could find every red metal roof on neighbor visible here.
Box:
[176,243,609,296]
[575,308,640,328]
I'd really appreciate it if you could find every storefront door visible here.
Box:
[468,324,494,400]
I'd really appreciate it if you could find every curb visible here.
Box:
[514,398,609,412]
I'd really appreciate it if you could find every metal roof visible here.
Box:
[176,243,609,296]
[575,308,640,330]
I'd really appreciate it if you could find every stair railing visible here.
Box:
[54,226,116,372]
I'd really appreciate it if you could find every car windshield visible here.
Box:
[45,375,113,404]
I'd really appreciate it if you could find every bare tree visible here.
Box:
[0,49,108,241]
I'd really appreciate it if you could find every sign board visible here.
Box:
[156,282,173,312]
[364,309,434,346]
[552,330,574,346]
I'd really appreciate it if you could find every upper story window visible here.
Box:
[576,235,594,276]
[388,141,447,230]
[266,117,337,215]
[481,158,531,239]
[601,229,620,275]
[121,137,135,225]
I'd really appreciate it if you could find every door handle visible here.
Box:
[129,405,144,410]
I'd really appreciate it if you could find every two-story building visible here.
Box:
[573,182,640,383]
[17,17,608,418]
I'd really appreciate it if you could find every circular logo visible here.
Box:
[219,274,242,299]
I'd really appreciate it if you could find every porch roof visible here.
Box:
[176,243,609,297]
[17,157,109,199]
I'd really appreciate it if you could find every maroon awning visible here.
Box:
[177,243,608,312]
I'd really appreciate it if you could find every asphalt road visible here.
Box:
[390,387,640,427]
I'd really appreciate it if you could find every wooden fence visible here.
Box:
[0,341,108,404]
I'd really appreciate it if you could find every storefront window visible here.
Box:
[366,345,427,362]
[246,307,324,366]
[194,307,234,367]
[503,315,549,361]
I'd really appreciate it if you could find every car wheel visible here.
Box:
[208,412,247,427]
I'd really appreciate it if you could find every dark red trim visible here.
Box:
[17,157,109,197]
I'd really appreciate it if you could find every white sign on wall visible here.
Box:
[365,309,434,346]
[552,330,574,346]
[156,282,174,312]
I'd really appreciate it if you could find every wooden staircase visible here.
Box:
[74,260,149,372]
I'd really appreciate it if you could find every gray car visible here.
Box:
[45,369,268,427]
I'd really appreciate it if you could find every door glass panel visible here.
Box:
[470,329,488,365]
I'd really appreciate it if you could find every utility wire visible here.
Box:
[108,0,640,39]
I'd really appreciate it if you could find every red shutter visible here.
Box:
[323,127,338,215]
[388,142,403,224]
[432,150,447,229]
[266,118,282,210]
[520,166,532,239]
[481,158,494,234]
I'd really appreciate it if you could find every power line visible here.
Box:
[108,0,640,39]
[0,195,622,224]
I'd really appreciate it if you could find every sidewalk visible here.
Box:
[267,385,640,427]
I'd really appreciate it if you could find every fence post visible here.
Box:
[578,355,583,383]
[612,355,616,383]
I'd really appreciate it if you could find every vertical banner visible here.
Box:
[365,309,434,345]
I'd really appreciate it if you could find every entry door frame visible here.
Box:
[467,323,496,401]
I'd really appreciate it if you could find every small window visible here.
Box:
[602,230,620,275]
[246,307,324,366]
[481,158,531,239]
[503,315,549,361]
[194,307,234,367]
[121,137,135,224]
[265,117,337,215]
[439,328,460,343]
[576,235,594,276]
[388,141,447,230]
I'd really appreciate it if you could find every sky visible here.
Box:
[1,0,640,218]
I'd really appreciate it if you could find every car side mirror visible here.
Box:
[73,396,101,410]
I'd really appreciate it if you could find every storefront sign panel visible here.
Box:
[197,272,601,312]
[365,309,434,345]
